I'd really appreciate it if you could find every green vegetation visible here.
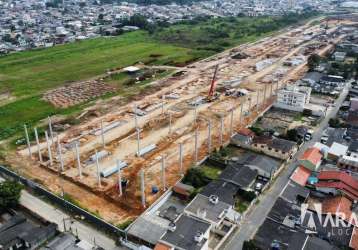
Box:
[182,168,210,188]
[0,180,23,210]
[200,165,222,180]
[307,53,322,71]
[234,199,249,213]
[0,13,318,142]
[117,219,134,230]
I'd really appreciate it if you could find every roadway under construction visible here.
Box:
[11,18,348,224]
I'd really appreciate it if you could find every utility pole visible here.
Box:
[34,127,42,162]
[117,160,122,196]
[75,142,82,178]
[45,131,53,165]
[134,105,138,129]
[24,124,32,158]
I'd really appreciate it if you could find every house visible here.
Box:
[315,170,358,200]
[218,164,258,191]
[302,72,323,85]
[333,51,347,62]
[280,180,310,205]
[328,142,348,161]
[348,140,358,158]
[252,135,298,160]
[157,214,211,250]
[347,110,358,128]
[0,214,57,250]
[320,75,345,88]
[231,152,282,180]
[200,180,239,206]
[230,128,254,146]
[184,194,240,227]
[350,97,358,111]
[299,147,323,171]
[290,165,312,186]
[338,155,358,172]
[274,84,311,112]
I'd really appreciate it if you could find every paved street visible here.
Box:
[224,85,349,250]
[0,176,125,250]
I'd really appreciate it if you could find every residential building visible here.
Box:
[298,147,323,171]
[338,155,358,172]
[315,170,358,200]
[252,135,298,160]
[333,51,347,61]
[274,84,312,112]
[157,214,211,250]
[328,142,348,160]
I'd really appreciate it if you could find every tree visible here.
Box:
[182,168,209,188]
[243,240,261,250]
[329,118,341,128]
[0,181,23,210]
[286,129,298,142]
[307,54,321,71]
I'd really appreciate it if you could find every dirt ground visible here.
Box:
[10,19,347,224]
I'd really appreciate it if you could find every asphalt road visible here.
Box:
[0,176,125,250]
[224,85,349,250]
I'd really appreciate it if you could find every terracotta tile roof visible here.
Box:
[322,196,353,224]
[316,171,358,200]
[290,166,311,186]
[154,242,173,250]
[300,147,322,166]
[237,128,255,137]
[350,227,358,250]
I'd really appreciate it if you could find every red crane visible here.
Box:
[208,65,219,101]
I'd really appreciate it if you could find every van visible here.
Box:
[321,136,328,144]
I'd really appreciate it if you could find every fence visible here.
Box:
[0,165,125,239]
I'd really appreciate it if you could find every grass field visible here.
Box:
[0,13,318,142]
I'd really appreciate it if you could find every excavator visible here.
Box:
[205,65,220,102]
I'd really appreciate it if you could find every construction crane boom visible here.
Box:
[208,65,219,98]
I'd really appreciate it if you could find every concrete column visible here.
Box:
[169,112,172,135]
[57,136,64,172]
[140,170,146,208]
[264,85,267,103]
[240,103,244,123]
[161,155,166,191]
[45,131,53,165]
[34,127,42,162]
[95,150,101,187]
[179,143,183,176]
[48,116,54,145]
[101,120,105,148]
[136,128,140,156]
[117,160,122,196]
[220,116,224,146]
[248,97,252,110]
[75,142,82,178]
[208,120,212,153]
[256,91,260,112]
[230,109,234,137]
[134,105,138,129]
[194,106,197,124]
[24,124,32,157]
[271,83,274,96]
[275,81,279,91]
[194,129,198,163]
[162,95,165,114]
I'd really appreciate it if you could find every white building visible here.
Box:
[274,85,311,112]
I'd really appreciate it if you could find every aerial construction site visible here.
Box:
[12,18,347,224]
